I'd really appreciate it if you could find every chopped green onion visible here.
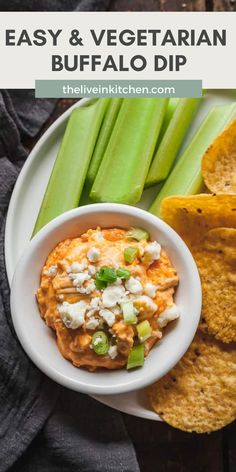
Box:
[127,344,145,370]
[127,227,150,241]
[137,320,152,343]
[124,247,139,263]
[116,267,131,280]
[98,266,117,283]
[92,331,109,355]
[95,274,107,290]
[121,301,137,325]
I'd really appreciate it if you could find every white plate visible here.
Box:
[5,90,236,421]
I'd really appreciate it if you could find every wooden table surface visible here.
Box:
[110,0,236,11]
[29,2,235,470]
[108,0,236,11]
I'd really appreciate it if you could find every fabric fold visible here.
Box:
[0,87,139,472]
[0,90,60,471]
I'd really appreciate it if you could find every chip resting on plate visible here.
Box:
[147,331,236,433]
[160,194,236,246]
[202,119,236,194]
[194,228,236,343]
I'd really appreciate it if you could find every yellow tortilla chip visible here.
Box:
[195,228,236,343]
[148,331,236,433]
[202,119,236,194]
[160,194,236,246]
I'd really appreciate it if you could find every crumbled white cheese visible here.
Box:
[75,281,95,295]
[88,264,97,276]
[70,272,91,287]
[85,316,100,330]
[93,231,104,242]
[58,301,88,329]
[134,295,158,315]
[87,247,100,262]
[70,261,86,273]
[47,265,57,277]
[102,285,126,308]
[113,278,123,286]
[145,283,157,298]
[125,277,143,294]
[142,241,161,264]
[86,308,97,318]
[157,304,181,328]
[111,306,122,316]
[76,286,86,294]
[99,309,115,327]
[108,345,118,359]
[90,297,100,309]
[84,281,96,295]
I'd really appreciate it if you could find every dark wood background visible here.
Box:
[28,1,236,471]
[109,0,236,11]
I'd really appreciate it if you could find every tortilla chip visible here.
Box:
[148,331,236,433]
[202,119,236,194]
[194,228,236,343]
[160,194,236,246]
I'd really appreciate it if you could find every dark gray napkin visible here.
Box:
[0,87,139,472]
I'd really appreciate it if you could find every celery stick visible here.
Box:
[146,98,202,187]
[90,98,168,205]
[150,103,236,216]
[86,98,123,188]
[33,99,108,235]
[157,98,179,144]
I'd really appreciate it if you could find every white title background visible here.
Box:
[0,12,235,88]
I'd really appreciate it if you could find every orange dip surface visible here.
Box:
[36,227,179,371]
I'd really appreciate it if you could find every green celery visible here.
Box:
[137,320,152,342]
[86,98,123,188]
[90,98,168,205]
[146,97,202,187]
[127,344,145,370]
[157,98,179,145]
[127,227,150,241]
[32,99,109,235]
[150,103,236,217]
[121,302,137,325]
[124,246,139,263]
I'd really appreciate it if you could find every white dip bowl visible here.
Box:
[10,203,202,395]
